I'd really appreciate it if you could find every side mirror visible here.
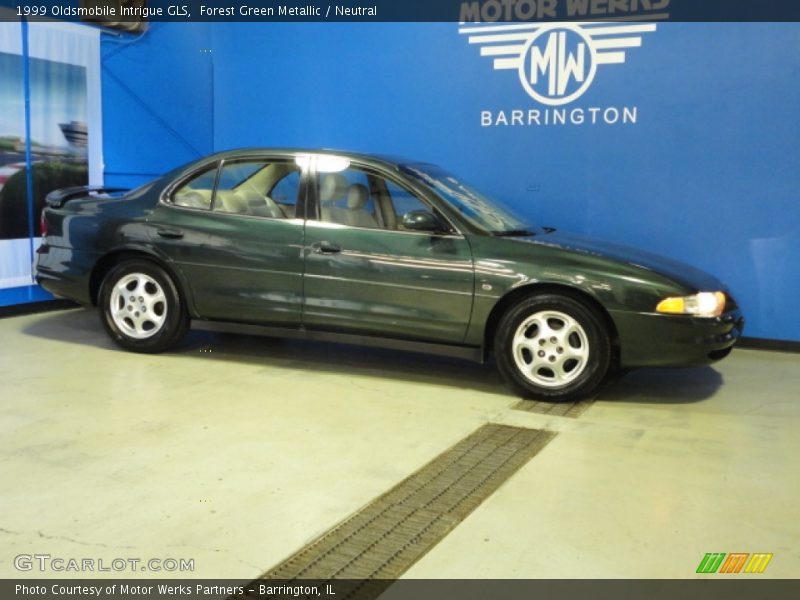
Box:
[401,210,446,233]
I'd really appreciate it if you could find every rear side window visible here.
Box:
[172,166,217,209]
[213,160,302,218]
[216,162,263,190]
[271,170,301,206]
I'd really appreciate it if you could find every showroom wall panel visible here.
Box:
[0,21,100,291]
[0,22,28,289]
[209,23,800,342]
[101,23,214,188]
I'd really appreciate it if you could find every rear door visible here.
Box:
[301,155,475,344]
[146,154,308,325]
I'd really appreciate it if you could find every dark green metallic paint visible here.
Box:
[302,220,475,343]
[35,149,743,368]
[147,206,305,325]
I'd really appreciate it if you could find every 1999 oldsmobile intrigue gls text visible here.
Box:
[36,150,744,401]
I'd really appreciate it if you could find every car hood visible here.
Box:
[518,231,725,292]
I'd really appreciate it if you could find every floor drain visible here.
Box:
[238,424,554,599]
[512,398,593,418]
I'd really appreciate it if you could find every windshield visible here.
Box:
[401,164,530,234]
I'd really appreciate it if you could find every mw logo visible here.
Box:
[460,22,657,106]
[696,552,773,574]
[521,25,595,105]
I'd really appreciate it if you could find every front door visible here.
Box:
[301,157,475,344]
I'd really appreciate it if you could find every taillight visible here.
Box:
[40,211,48,238]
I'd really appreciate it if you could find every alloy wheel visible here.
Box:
[511,310,590,388]
[109,273,168,340]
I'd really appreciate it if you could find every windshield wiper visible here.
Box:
[492,229,536,237]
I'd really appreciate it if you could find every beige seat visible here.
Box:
[340,184,378,228]
[217,190,251,215]
[175,189,212,209]
[319,174,348,223]
[217,188,283,218]
[319,176,378,228]
[250,195,284,218]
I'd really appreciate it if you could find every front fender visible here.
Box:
[463,234,689,347]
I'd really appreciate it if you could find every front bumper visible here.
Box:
[611,308,745,368]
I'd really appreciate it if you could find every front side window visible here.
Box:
[317,164,443,231]
[214,160,301,218]
[401,163,529,234]
[317,167,382,229]
[172,165,217,209]
[384,180,432,229]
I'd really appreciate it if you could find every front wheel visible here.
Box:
[494,293,611,402]
[98,259,188,353]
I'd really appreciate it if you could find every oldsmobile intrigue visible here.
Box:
[36,150,743,401]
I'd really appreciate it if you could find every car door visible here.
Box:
[302,155,475,344]
[146,154,308,325]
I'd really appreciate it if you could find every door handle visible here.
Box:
[311,241,342,255]
[156,227,184,239]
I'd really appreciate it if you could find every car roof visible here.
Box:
[201,148,428,171]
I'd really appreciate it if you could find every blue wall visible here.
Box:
[104,23,800,342]
[101,23,213,188]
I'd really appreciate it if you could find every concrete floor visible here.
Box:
[0,308,798,579]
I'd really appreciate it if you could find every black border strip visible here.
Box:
[2,579,800,599]
[738,337,800,354]
[4,0,800,23]
[0,299,79,319]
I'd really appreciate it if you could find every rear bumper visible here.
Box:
[34,244,94,305]
[612,308,744,368]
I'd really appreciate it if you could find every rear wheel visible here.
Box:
[99,259,188,353]
[494,293,611,401]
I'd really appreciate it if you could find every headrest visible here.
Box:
[347,184,369,209]
[319,174,347,202]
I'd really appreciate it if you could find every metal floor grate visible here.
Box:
[512,398,594,418]
[238,424,554,599]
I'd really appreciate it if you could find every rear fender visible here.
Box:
[90,245,199,318]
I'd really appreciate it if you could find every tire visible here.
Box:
[98,259,189,353]
[494,293,611,402]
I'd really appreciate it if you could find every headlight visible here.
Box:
[656,291,726,317]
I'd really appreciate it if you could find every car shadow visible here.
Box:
[22,308,723,404]
[596,366,724,404]
[21,308,507,396]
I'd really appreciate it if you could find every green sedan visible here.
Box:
[36,150,744,401]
